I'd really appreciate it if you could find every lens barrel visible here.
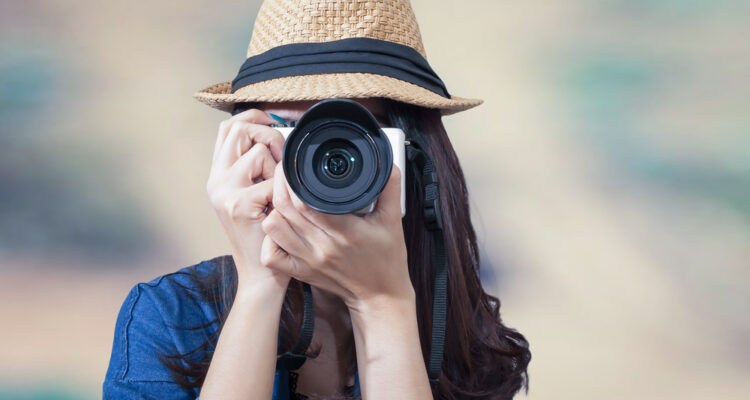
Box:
[282,99,393,214]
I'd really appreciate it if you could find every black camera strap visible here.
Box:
[406,140,447,386]
[275,282,314,371]
[276,140,448,387]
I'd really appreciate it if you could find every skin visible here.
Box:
[199,99,433,399]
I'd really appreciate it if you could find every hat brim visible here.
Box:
[193,72,483,115]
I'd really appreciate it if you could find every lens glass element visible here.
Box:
[313,139,362,188]
[325,152,349,176]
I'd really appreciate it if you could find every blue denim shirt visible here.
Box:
[102,258,360,399]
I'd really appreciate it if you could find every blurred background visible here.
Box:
[1,0,748,398]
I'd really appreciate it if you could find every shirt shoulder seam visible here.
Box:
[118,283,143,380]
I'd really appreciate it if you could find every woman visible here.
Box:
[103,1,530,399]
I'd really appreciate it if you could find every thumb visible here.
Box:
[371,164,403,221]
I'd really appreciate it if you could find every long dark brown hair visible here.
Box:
[158,99,531,399]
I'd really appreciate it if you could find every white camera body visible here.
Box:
[275,127,406,216]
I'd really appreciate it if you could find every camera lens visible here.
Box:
[313,139,363,188]
[325,151,349,176]
[282,99,393,215]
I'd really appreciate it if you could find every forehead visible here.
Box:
[255,98,388,123]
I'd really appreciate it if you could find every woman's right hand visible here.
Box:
[206,108,289,292]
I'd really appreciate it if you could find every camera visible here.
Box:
[274,99,405,216]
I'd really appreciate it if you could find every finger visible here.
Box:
[213,120,231,165]
[229,143,276,186]
[260,234,307,279]
[260,234,290,271]
[217,121,285,169]
[228,179,274,221]
[213,109,276,164]
[228,109,283,160]
[261,209,311,256]
[272,163,338,239]
[228,107,276,126]
[368,163,403,222]
[274,163,359,235]
[288,178,361,234]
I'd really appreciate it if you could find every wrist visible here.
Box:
[348,288,417,326]
[235,269,289,305]
[348,288,425,388]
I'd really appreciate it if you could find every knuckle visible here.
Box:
[315,241,335,265]
[261,212,277,233]
[224,196,242,220]
[251,142,269,155]
[270,129,285,142]
[228,121,245,138]
[218,119,231,134]
[206,182,222,206]
[267,131,285,150]
[274,193,292,212]
[339,234,355,249]
[224,194,261,221]
[246,109,265,122]
[259,248,274,268]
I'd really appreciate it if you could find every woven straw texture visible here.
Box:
[248,0,427,57]
[193,0,483,115]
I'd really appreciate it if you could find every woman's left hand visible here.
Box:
[260,163,413,310]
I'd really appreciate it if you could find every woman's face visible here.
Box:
[256,98,390,127]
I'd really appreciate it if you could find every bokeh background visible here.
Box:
[1,0,748,398]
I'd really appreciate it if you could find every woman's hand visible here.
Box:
[259,162,413,310]
[206,109,289,292]
[203,110,300,400]
[261,163,433,398]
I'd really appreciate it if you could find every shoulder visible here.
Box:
[104,255,232,383]
[128,255,228,326]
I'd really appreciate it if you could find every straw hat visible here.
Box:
[193,0,483,115]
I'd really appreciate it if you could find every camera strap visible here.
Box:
[275,282,314,371]
[276,140,448,387]
[406,140,447,387]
